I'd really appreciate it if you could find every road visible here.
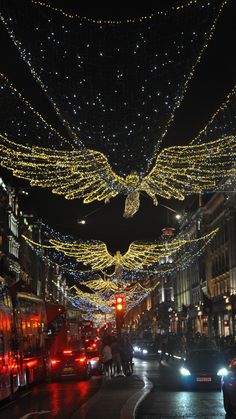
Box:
[0,358,228,418]
[134,356,228,418]
[0,375,102,419]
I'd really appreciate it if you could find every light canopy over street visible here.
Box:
[0,1,236,417]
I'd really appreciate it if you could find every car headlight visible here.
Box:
[142,349,148,354]
[134,346,139,352]
[217,367,228,376]
[180,367,191,376]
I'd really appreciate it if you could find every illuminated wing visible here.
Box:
[140,136,236,202]
[48,238,115,271]
[120,229,218,270]
[81,278,119,293]
[23,229,218,272]
[0,134,126,203]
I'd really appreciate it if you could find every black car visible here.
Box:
[180,349,227,390]
[222,357,236,414]
[223,345,236,365]
[50,348,92,380]
[133,340,157,358]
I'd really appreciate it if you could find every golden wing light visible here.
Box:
[23,229,218,272]
[0,134,125,204]
[49,239,115,271]
[80,278,119,294]
[140,136,236,204]
[120,228,219,270]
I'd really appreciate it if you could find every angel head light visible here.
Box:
[125,171,140,188]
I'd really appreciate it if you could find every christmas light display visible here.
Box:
[0,0,233,322]
[0,0,227,175]
[21,224,219,318]
[68,279,154,317]
[1,133,236,217]
[0,72,73,149]
[22,228,219,272]
[81,278,120,294]
[191,84,236,145]
[30,0,217,23]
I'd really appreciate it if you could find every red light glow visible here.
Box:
[51,359,61,365]
[75,357,86,363]
[116,297,123,303]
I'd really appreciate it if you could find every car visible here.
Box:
[222,345,236,365]
[222,357,236,414]
[86,347,103,375]
[133,340,157,359]
[50,348,92,380]
[179,349,228,390]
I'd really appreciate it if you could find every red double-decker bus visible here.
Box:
[12,291,48,387]
[0,278,18,401]
[0,279,48,401]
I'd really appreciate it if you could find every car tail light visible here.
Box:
[63,350,72,355]
[51,359,61,365]
[75,357,86,363]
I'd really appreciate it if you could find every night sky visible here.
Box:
[0,0,235,254]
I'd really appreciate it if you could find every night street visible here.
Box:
[135,358,226,418]
[0,357,229,419]
[0,376,102,419]
[0,1,236,418]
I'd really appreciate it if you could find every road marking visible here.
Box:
[19,410,51,419]
[20,391,32,398]
[121,374,153,419]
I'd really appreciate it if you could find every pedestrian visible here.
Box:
[120,336,133,375]
[159,335,168,364]
[125,336,134,373]
[110,336,122,376]
[101,338,113,378]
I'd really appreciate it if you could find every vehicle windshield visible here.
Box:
[186,350,223,368]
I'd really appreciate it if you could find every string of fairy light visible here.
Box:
[21,224,219,316]
[30,0,215,24]
[0,73,74,149]
[0,0,227,175]
[0,1,234,218]
[0,69,236,218]
[1,132,236,218]
[67,281,154,316]
[190,84,236,145]
[22,228,219,273]
[149,0,228,171]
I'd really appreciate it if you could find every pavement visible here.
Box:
[71,373,153,419]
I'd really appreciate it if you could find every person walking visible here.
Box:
[159,335,168,364]
[120,336,133,375]
[101,338,113,378]
[110,336,122,376]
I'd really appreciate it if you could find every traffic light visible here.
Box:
[115,295,124,331]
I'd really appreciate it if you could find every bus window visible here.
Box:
[15,294,46,357]
[0,330,4,355]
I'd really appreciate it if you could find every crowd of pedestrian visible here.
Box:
[98,331,235,378]
[100,335,134,378]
